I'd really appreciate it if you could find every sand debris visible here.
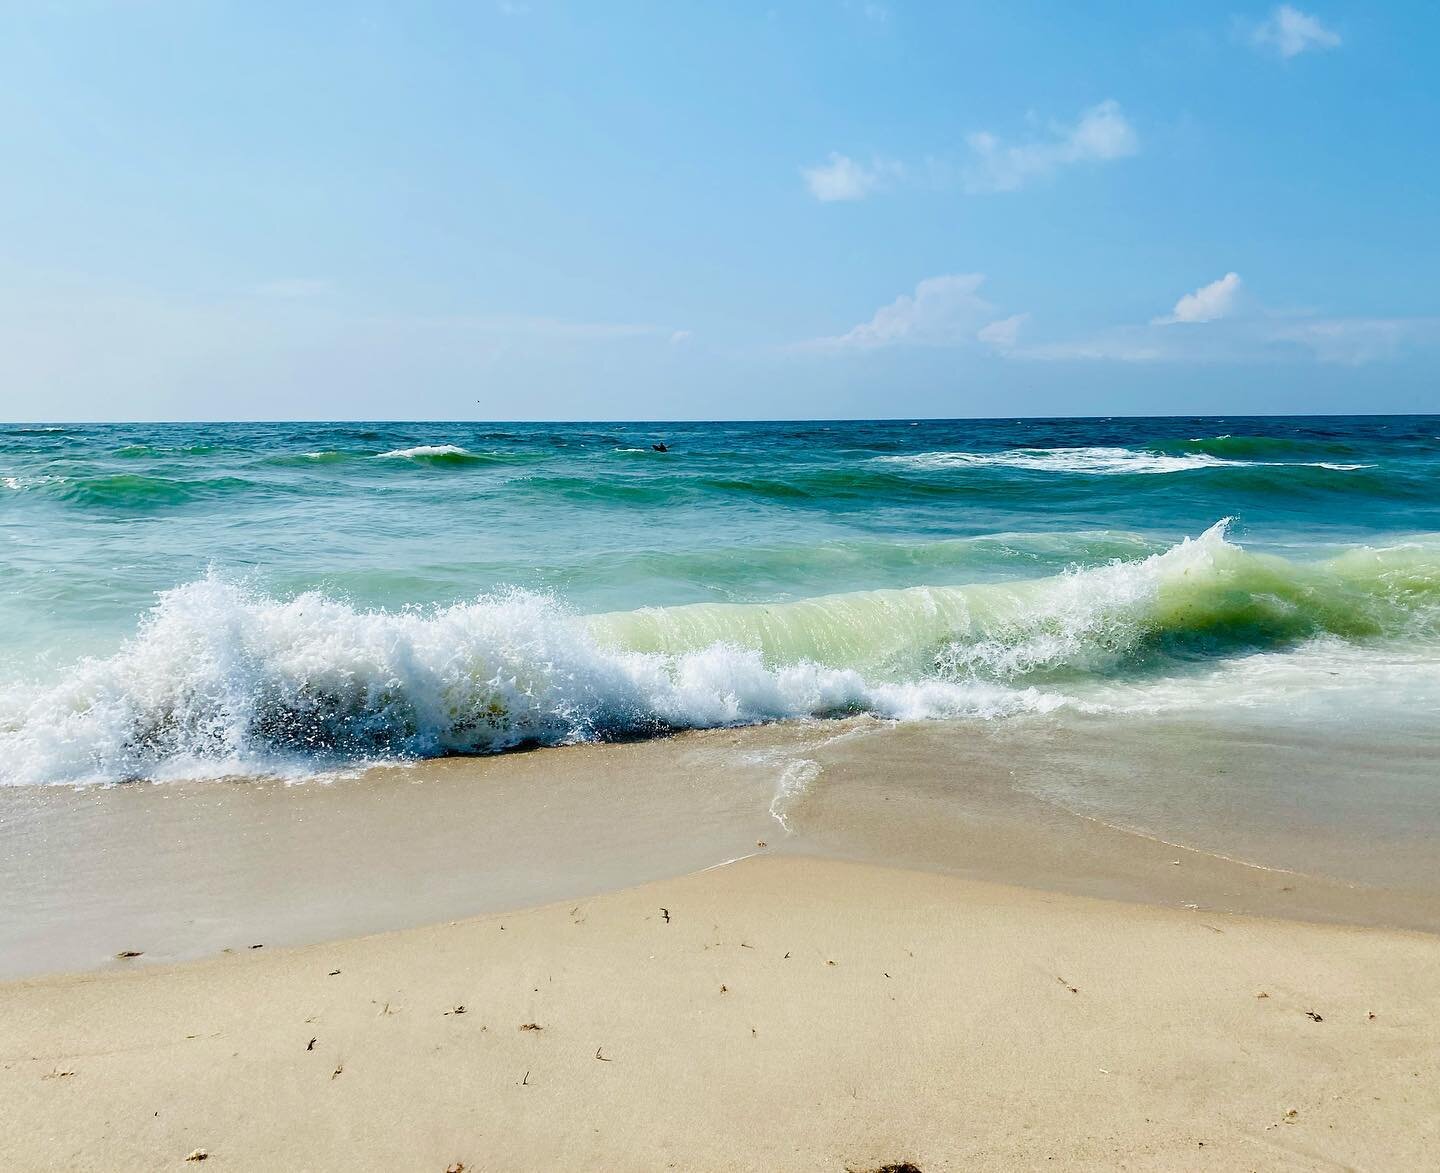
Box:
[306,1037,316,1051]
[331,1064,343,1079]
[445,1005,467,1016]
[1057,977,1079,994]
[1305,1010,1324,1022]
[519,1022,543,1031]
[595,1046,611,1061]
[185,1150,208,1162]
[115,950,143,959]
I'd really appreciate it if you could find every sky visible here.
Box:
[0,1,1437,421]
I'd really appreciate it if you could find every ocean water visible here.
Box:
[3,415,1439,787]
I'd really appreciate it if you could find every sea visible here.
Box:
[2,415,1439,787]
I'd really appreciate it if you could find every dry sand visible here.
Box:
[4,853,1438,1172]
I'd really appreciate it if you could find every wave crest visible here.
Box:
[874,446,1372,475]
[4,522,1438,784]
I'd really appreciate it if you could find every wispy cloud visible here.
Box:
[806,101,1137,202]
[801,153,899,202]
[976,313,1028,352]
[801,274,1001,350]
[962,100,1139,193]
[1248,5,1341,58]
[1003,271,1435,366]
[1263,317,1429,365]
[1154,272,1243,324]
[1016,316,1438,366]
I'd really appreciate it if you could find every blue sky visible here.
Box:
[0,1,1437,421]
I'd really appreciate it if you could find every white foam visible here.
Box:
[2,474,63,490]
[875,447,1229,474]
[375,444,470,459]
[0,577,1064,786]
[875,447,1373,475]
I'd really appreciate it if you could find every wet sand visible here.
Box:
[4,712,1440,980]
[4,853,1439,1171]
[4,712,1439,1168]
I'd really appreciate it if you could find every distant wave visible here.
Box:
[257,445,543,469]
[114,443,222,458]
[4,521,1438,785]
[373,445,543,467]
[1164,433,1364,460]
[874,446,1372,475]
[376,444,473,460]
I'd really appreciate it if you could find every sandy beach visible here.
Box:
[5,850,1439,1171]
[6,0,1440,1164]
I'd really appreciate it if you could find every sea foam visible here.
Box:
[874,446,1372,474]
[0,579,1058,786]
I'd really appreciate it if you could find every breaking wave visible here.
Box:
[874,446,1372,475]
[3,521,1437,784]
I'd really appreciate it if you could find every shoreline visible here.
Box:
[6,711,1440,982]
[5,853,1438,1171]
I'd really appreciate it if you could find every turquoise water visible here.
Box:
[3,416,1439,784]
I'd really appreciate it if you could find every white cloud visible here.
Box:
[804,274,997,350]
[1250,5,1341,58]
[963,100,1139,193]
[1155,272,1243,324]
[977,313,1028,352]
[801,153,896,202]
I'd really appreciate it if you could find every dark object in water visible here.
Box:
[651,442,668,452]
